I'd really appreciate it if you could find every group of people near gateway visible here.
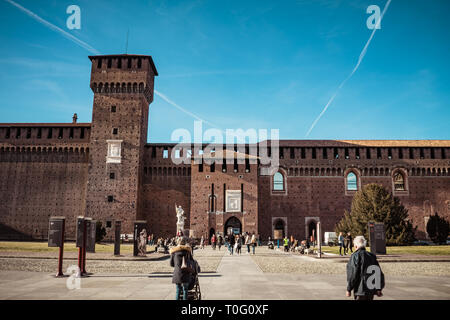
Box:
[168,232,385,300]
[199,232,260,255]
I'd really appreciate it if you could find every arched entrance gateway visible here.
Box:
[224,216,241,235]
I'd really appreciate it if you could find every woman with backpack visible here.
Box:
[170,237,193,300]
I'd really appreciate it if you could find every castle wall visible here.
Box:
[258,143,450,241]
[0,125,90,239]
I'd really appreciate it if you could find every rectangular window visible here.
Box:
[110,172,115,179]
[409,148,414,159]
[279,147,284,159]
[241,184,244,213]
[398,148,403,159]
[5,128,10,138]
[106,221,112,228]
[111,106,116,112]
[245,157,250,173]
[366,148,371,159]
[47,128,53,139]
[107,195,114,202]
[334,148,339,159]
[210,184,215,212]
[211,162,215,172]
[26,128,31,139]
[223,183,226,211]
[58,128,63,139]
[430,148,435,159]
[80,127,85,139]
[301,147,306,159]
[112,128,118,135]
[312,148,316,159]
[355,148,360,159]
[290,147,295,159]
[118,59,122,68]
[15,128,21,138]
[199,163,203,172]
[37,128,42,139]
[388,148,392,159]
[69,127,74,139]
[107,58,112,68]
[442,148,446,159]
[322,148,327,159]
[420,148,424,159]
[97,58,102,68]
[377,148,382,159]
[345,148,349,159]
[151,146,156,158]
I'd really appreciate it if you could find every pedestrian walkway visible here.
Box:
[0,248,449,300]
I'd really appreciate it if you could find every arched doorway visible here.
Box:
[274,219,285,238]
[224,216,241,235]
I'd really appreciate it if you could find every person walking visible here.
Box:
[338,232,345,256]
[211,234,217,250]
[345,232,353,255]
[236,235,242,255]
[229,233,235,255]
[346,236,384,300]
[251,233,257,255]
[245,233,251,254]
[218,235,223,251]
[200,235,204,249]
[283,236,289,252]
[170,237,193,300]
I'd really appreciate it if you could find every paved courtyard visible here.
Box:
[0,247,449,300]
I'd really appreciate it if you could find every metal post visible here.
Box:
[81,219,87,275]
[56,219,65,276]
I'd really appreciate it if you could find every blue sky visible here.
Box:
[0,0,449,142]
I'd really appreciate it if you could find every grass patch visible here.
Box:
[320,245,450,256]
[0,241,139,253]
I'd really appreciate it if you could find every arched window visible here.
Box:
[273,171,284,191]
[394,172,405,191]
[346,172,357,191]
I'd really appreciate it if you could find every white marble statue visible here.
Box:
[175,204,185,234]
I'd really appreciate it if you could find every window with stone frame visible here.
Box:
[273,171,285,191]
[346,172,358,191]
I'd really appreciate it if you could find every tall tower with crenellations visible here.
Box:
[85,54,158,237]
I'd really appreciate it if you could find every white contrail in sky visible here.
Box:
[154,90,222,131]
[4,0,100,55]
[5,0,220,129]
[305,0,392,137]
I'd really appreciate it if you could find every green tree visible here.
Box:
[335,183,416,245]
[96,221,106,243]
[426,213,449,244]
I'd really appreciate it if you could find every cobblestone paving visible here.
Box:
[0,247,225,274]
[251,248,450,276]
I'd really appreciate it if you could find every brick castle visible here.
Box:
[0,54,449,242]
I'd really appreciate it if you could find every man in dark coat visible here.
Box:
[346,236,385,300]
[170,237,193,300]
[229,233,235,255]
[344,232,353,255]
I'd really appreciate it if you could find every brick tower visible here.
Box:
[85,54,158,237]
